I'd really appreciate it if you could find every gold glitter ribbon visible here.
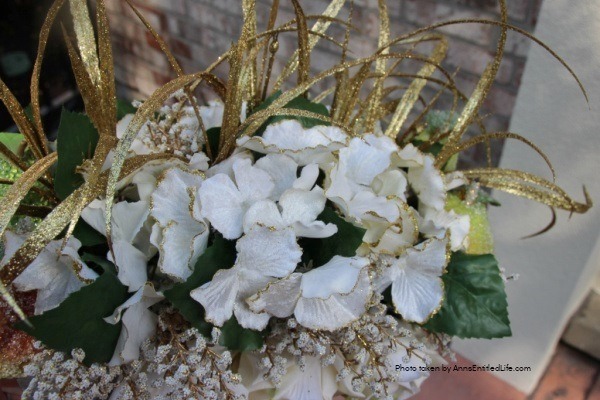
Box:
[69,0,101,86]
[273,0,346,90]
[462,168,591,213]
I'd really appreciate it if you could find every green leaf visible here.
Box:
[301,206,366,267]
[73,219,106,247]
[0,132,25,156]
[15,272,129,365]
[251,91,330,136]
[54,110,99,200]
[219,316,264,351]
[81,253,116,275]
[116,99,137,120]
[206,127,221,159]
[424,252,511,339]
[163,235,237,337]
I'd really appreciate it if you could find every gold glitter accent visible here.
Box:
[462,168,592,213]
[291,0,310,88]
[31,0,66,157]
[273,0,346,90]
[0,152,57,242]
[69,0,101,86]
[384,37,448,139]
[0,78,45,161]
[363,0,390,133]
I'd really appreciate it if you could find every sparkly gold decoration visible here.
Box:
[0,0,592,322]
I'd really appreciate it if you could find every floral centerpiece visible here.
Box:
[0,0,591,399]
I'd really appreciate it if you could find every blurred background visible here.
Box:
[0,0,598,399]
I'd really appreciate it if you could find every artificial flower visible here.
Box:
[191,225,302,329]
[7,232,97,314]
[248,256,371,331]
[104,283,164,366]
[150,166,209,280]
[200,158,274,239]
[375,236,449,323]
[237,120,348,165]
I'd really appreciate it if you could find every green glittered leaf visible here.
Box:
[54,110,99,200]
[15,272,129,365]
[424,252,511,339]
[301,206,366,267]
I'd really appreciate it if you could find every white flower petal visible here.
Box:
[280,187,326,226]
[247,273,302,317]
[199,100,225,129]
[295,268,371,331]
[390,267,444,324]
[406,237,449,276]
[233,268,275,330]
[388,237,449,323]
[293,220,338,238]
[205,150,253,179]
[190,267,240,327]
[109,240,148,292]
[158,221,209,280]
[420,208,470,251]
[407,154,446,211]
[12,236,97,314]
[293,163,319,190]
[199,173,245,239]
[372,169,408,201]
[236,226,301,278]
[243,200,285,233]
[274,356,326,400]
[112,201,150,243]
[339,136,394,186]
[105,284,164,366]
[233,302,272,331]
[444,171,468,190]
[255,154,299,200]
[301,256,369,299]
[232,158,274,203]
[348,190,400,223]
[188,152,210,171]
[238,120,347,165]
[151,167,204,226]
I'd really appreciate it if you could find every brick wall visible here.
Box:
[106,0,542,167]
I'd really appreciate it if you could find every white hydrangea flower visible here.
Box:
[200,158,274,239]
[397,144,446,211]
[104,283,164,366]
[81,199,150,291]
[326,135,400,224]
[248,256,372,331]
[237,120,349,165]
[150,167,209,280]
[243,160,337,238]
[190,226,302,330]
[375,236,450,323]
[419,207,470,251]
[7,232,97,314]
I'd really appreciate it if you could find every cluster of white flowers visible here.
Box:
[238,301,446,400]
[12,99,471,399]
[116,91,228,159]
